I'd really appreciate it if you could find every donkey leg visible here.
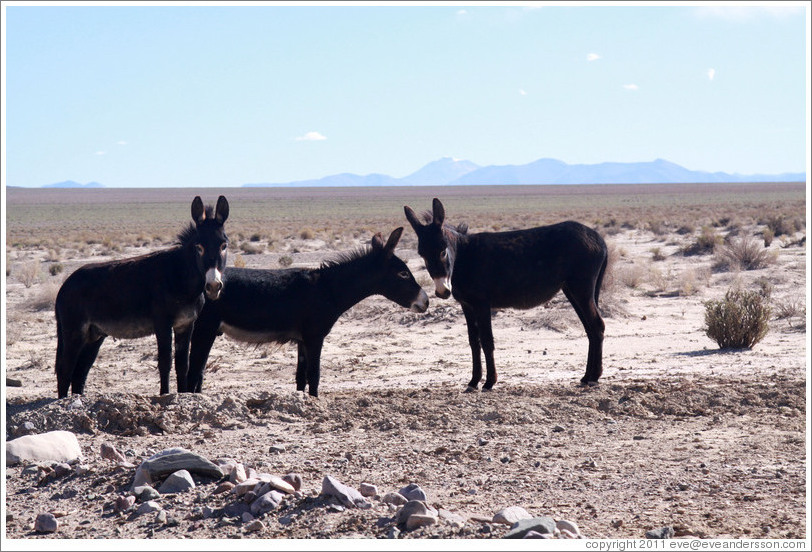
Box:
[71,337,105,395]
[296,342,307,392]
[474,305,498,390]
[461,304,483,391]
[154,321,174,395]
[188,312,220,393]
[173,325,193,393]
[56,331,85,398]
[303,337,325,398]
[563,286,605,384]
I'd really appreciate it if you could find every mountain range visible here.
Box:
[43,180,105,188]
[243,157,805,188]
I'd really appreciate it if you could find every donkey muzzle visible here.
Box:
[433,277,451,299]
[205,267,223,300]
[411,289,430,313]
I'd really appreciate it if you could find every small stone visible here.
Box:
[395,500,438,525]
[135,501,162,516]
[158,469,195,494]
[321,475,371,509]
[114,495,136,513]
[222,502,250,518]
[229,463,247,484]
[34,513,58,533]
[406,514,437,530]
[233,478,260,496]
[646,526,674,539]
[560,529,579,539]
[438,509,466,528]
[250,491,283,516]
[504,517,557,539]
[556,519,581,536]
[387,526,401,539]
[245,520,265,533]
[359,483,378,497]
[382,492,408,506]
[552,425,565,433]
[493,506,533,525]
[282,473,302,492]
[155,510,167,524]
[268,445,286,454]
[6,377,23,388]
[132,485,161,502]
[242,512,255,523]
[477,437,488,446]
[212,481,235,495]
[101,442,127,463]
[266,475,295,494]
[53,462,73,478]
[397,483,427,502]
[523,530,552,539]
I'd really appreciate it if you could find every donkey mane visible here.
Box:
[176,205,215,247]
[319,246,378,270]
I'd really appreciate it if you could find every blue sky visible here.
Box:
[2,2,809,188]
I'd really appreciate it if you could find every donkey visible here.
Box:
[54,196,230,398]
[186,228,429,397]
[405,198,607,391]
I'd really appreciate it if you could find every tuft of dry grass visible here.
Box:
[16,260,41,288]
[29,280,61,311]
[713,236,777,272]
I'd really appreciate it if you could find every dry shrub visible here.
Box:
[16,260,41,288]
[764,215,802,237]
[680,226,722,256]
[49,263,64,276]
[617,263,647,289]
[704,289,770,349]
[650,247,666,262]
[713,236,777,272]
[773,296,806,329]
[300,228,315,240]
[29,280,61,311]
[239,242,263,255]
[279,255,293,268]
[233,254,247,268]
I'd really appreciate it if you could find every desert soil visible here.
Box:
[3,191,808,545]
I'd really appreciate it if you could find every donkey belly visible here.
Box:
[219,322,301,344]
[89,318,154,340]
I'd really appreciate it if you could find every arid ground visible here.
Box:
[3,183,808,544]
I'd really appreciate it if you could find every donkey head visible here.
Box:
[404,198,454,299]
[190,195,230,300]
[371,227,429,313]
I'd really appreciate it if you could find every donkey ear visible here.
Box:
[191,196,205,224]
[370,232,385,250]
[404,206,422,232]
[215,195,229,224]
[432,198,445,226]
[383,227,403,257]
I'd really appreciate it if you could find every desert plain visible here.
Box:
[3,182,808,543]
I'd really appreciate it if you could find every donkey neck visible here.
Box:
[319,252,382,314]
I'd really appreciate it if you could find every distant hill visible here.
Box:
[243,158,805,188]
[43,180,105,188]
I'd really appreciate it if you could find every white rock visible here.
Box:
[233,478,260,496]
[135,501,162,516]
[556,519,581,536]
[406,514,437,530]
[229,463,247,484]
[158,469,195,494]
[359,483,378,497]
[493,506,533,525]
[6,431,82,465]
[321,475,371,509]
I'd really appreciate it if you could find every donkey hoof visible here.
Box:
[463,385,479,394]
[579,379,600,387]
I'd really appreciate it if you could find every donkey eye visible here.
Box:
[195,244,205,256]
[398,270,410,279]
[220,242,228,252]
[440,250,448,261]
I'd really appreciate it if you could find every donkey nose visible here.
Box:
[205,279,223,300]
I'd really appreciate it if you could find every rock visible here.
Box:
[268,445,286,454]
[359,483,378,497]
[397,483,427,502]
[439,508,466,528]
[52,462,73,478]
[132,485,160,502]
[245,520,265,533]
[266,475,295,494]
[222,502,250,518]
[560,529,579,539]
[282,473,303,492]
[101,442,127,463]
[158,469,195,494]
[135,501,162,516]
[250,491,283,516]
[114,495,136,513]
[556,519,581,536]
[34,513,58,533]
[241,512,255,523]
[504,517,557,539]
[233,478,260,496]
[387,526,401,539]
[524,530,553,539]
[6,377,23,387]
[395,500,438,525]
[406,514,438,530]
[132,448,222,491]
[212,481,235,495]
[321,475,371,509]
[493,506,533,525]
[6,431,82,465]
[382,492,408,506]
[155,510,167,524]
[229,463,247,484]
[646,526,674,539]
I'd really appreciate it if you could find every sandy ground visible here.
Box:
[3,225,808,544]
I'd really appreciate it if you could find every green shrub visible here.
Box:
[704,289,770,349]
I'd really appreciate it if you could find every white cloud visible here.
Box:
[623,84,639,91]
[587,53,601,62]
[694,6,804,21]
[94,151,107,156]
[519,88,527,96]
[707,68,716,81]
[117,140,128,146]
[457,9,467,16]
[295,131,327,141]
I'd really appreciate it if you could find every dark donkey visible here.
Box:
[405,198,608,391]
[54,196,230,398]
[187,228,429,397]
